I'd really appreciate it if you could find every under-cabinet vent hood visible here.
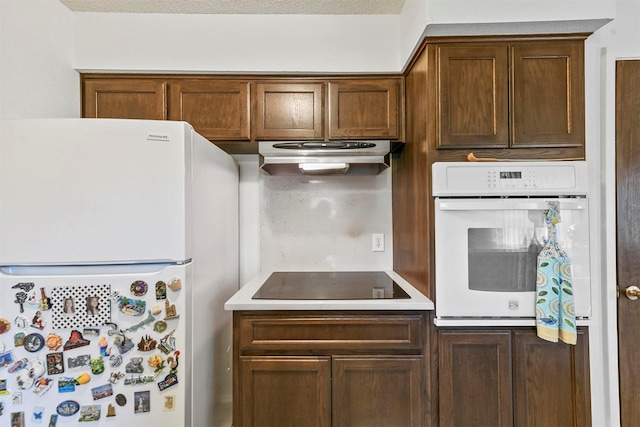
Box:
[259,141,390,176]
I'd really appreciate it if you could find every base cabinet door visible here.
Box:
[438,328,590,427]
[438,330,513,427]
[332,356,423,427]
[239,356,331,427]
[512,330,591,427]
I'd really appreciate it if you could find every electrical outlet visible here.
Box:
[372,233,384,252]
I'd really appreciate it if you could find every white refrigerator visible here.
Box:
[0,119,238,427]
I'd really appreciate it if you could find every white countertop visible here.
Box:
[224,270,434,311]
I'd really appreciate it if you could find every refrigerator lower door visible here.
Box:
[0,262,191,426]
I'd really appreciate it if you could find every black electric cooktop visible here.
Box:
[252,271,411,300]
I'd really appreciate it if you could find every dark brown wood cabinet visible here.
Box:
[167,80,250,141]
[254,82,324,140]
[240,356,331,427]
[328,79,400,139]
[233,311,427,427]
[435,38,585,151]
[393,34,590,299]
[438,328,591,427]
[81,75,403,154]
[82,78,167,120]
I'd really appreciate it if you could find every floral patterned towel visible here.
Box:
[535,201,577,345]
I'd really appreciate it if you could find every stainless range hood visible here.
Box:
[259,141,390,176]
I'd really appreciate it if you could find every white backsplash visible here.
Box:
[233,155,393,282]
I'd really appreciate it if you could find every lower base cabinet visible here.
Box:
[233,311,427,427]
[240,355,422,427]
[438,328,591,427]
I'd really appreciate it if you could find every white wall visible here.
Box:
[0,0,78,118]
[72,13,401,73]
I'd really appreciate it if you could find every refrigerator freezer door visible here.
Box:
[0,119,192,265]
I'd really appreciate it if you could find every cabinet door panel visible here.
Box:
[438,330,513,427]
[328,80,400,139]
[437,44,509,149]
[83,79,166,120]
[239,356,331,427]
[512,329,591,427]
[510,41,584,148]
[255,82,323,139]
[168,80,250,140]
[332,356,423,427]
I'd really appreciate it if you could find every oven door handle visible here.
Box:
[436,199,588,211]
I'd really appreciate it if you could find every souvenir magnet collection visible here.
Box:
[1,277,183,422]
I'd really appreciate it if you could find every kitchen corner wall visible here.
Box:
[235,155,393,285]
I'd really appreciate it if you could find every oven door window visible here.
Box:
[468,227,545,292]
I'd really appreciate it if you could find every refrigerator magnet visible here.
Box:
[31,406,45,423]
[10,411,25,427]
[46,353,64,375]
[14,292,27,313]
[30,311,46,330]
[133,390,150,413]
[33,378,53,396]
[57,378,76,393]
[115,393,126,406]
[157,373,178,392]
[130,280,148,297]
[11,282,34,292]
[13,332,25,347]
[78,404,101,422]
[136,335,156,352]
[163,299,179,319]
[167,277,181,292]
[56,400,79,416]
[118,298,146,316]
[23,333,44,353]
[155,281,167,300]
[62,331,90,351]
[90,383,113,401]
[106,403,116,417]
[0,318,10,334]
[0,350,15,368]
[45,334,63,351]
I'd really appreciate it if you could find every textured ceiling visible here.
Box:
[59,0,407,15]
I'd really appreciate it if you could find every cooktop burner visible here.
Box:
[252,271,411,300]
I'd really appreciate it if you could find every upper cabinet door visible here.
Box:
[168,80,250,141]
[255,82,324,140]
[510,41,585,148]
[437,44,509,149]
[328,79,400,139]
[83,79,167,120]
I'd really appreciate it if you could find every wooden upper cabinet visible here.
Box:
[510,41,585,148]
[83,79,166,120]
[255,82,323,140]
[436,39,585,150]
[328,79,400,139]
[167,80,250,141]
[437,44,509,149]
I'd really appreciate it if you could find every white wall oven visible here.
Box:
[432,162,591,326]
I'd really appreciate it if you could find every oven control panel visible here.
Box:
[432,161,589,197]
